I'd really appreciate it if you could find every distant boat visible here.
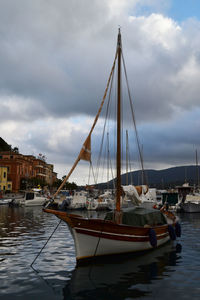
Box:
[0,198,12,205]
[44,30,180,263]
[12,190,47,206]
[176,151,200,212]
[179,195,200,212]
[86,191,113,211]
[177,186,200,213]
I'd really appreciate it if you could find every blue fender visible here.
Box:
[149,228,157,247]
[175,222,181,237]
[168,224,176,240]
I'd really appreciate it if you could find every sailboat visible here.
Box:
[177,150,200,212]
[44,30,181,262]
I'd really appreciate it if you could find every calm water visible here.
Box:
[0,206,200,300]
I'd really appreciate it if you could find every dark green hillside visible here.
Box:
[96,165,200,189]
[0,137,11,151]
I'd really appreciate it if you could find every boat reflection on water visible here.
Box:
[63,242,182,300]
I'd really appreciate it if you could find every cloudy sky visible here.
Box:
[1,0,200,184]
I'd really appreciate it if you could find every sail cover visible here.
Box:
[105,207,167,227]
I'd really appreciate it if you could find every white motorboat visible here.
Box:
[178,193,200,213]
[13,190,48,206]
[0,198,13,205]
[64,190,87,210]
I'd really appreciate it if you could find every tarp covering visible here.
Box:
[122,185,142,205]
[105,207,167,227]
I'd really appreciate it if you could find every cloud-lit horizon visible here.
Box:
[1,0,200,184]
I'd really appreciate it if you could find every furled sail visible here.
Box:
[79,135,91,161]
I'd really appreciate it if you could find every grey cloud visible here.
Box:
[1,1,200,179]
[1,3,200,124]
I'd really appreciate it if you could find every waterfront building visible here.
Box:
[0,151,57,192]
[0,166,12,192]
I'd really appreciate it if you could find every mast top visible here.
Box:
[117,28,121,48]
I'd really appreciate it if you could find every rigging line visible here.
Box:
[95,62,116,181]
[122,51,148,186]
[100,142,106,183]
[90,161,97,185]
[126,130,128,185]
[109,153,116,189]
[97,61,115,170]
[88,161,92,185]
[126,130,133,184]
[30,219,62,269]
[113,69,117,181]
[107,132,109,188]
[107,132,114,189]
[128,135,133,185]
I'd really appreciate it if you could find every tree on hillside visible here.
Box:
[52,177,77,190]
[12,147,19,153]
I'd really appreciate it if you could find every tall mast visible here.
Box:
[116,28,122,213]
[196,149,199,189]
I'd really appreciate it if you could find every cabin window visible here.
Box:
[25,193,34,200]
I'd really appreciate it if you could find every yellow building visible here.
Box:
[0,166,12,192]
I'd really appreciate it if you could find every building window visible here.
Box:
[3,186,5,190]
[3,172,6,178]
[10,155,13,159]
[8,184,11,189]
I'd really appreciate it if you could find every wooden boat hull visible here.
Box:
[44,208,171,261]
[71,228,169,260]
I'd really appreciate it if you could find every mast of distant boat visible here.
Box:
[195,149,199,190]
[115,28,122,223]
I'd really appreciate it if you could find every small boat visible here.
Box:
[0,198,13,205]
[86,197,112,211]
[67,190,87,210]
[44,30,181,263]
[178,193,200,212]
[179,150,200,212]
[12,190,48,206]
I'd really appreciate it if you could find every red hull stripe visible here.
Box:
[75,228,169,242]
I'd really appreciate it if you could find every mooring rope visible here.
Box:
[30,219,62,270]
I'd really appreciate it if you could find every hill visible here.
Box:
[95,165,200,189]
[0,137,11,151]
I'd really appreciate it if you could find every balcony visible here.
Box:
[36,173,46,177]
[35,165,44,168]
